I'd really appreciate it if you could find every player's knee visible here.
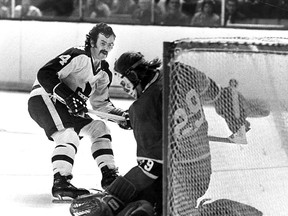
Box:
[51,128,80,147]
[82,120,111,141]
[118,200,155,216]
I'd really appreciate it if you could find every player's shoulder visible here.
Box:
[61,46,88,58]
[59,46,91,65]
[100,60,110,70]
[99,60,112,75]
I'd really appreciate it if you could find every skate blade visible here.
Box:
[52,195,73,204]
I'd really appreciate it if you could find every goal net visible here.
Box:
[162,37,288,215]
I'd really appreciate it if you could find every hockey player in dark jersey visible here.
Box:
[215,78,251,144]
[27,23,131,201]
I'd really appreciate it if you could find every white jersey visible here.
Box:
[30,46,116,113]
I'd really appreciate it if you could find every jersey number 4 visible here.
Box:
[59,55,71,66]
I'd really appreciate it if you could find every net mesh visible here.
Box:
[163,37,288,216]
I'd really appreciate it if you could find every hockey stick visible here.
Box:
[208,135,247,144]
[208,135,233,143]
[87,109,125,123]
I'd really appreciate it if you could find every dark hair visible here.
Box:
[84,23,116,52]
[229,78,238,87]
[202,0,215,11]
[114,51,161,87]
[165,0,180,8]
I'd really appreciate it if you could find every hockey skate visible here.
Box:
[100,165,118,189]
[52,172,90,203]
[228,125,248,144]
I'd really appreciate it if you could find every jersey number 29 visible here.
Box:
[174,89,204,137]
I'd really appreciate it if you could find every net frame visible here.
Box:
[162,37,288,216]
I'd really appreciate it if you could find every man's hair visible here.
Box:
[202,0,216,10]
[229,78,238,87]
[114,51,161,87]
[85,23,116,52]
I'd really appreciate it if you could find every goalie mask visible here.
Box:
[114,52,145,99]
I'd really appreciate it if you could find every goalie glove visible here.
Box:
[53,83,88,116]
[70,176,136,216]
[70,192,117,216]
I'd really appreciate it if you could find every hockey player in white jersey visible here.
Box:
[27,23,130,201]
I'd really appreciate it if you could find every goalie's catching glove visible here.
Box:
[70,176,137,216]
[70,191,116,216]
[53,83,88,116]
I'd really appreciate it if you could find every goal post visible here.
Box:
[162,37,288,215]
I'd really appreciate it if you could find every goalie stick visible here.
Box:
[208,135,247,144]
[208,135,234,144]
[87,109,125,123]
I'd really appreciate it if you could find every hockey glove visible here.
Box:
[70,176,136,216]
[109,109,132,130]
[53,83,88,116]
[70,192,116,216]
[118,112,132,130]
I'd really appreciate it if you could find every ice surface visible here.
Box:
[1,91,288,215]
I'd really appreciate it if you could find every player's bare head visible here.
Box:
[85,23,116,59]
[114,51,161,98]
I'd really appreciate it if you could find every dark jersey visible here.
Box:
[128,63,219,179]
[29,46,116,113]
[129,75,163,161]
[125,65,216,214]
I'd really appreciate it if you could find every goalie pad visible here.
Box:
[106,176,137,204]
[117,200,155,216]
[198,199,263,216]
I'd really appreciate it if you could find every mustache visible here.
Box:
[100,50,108,55]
